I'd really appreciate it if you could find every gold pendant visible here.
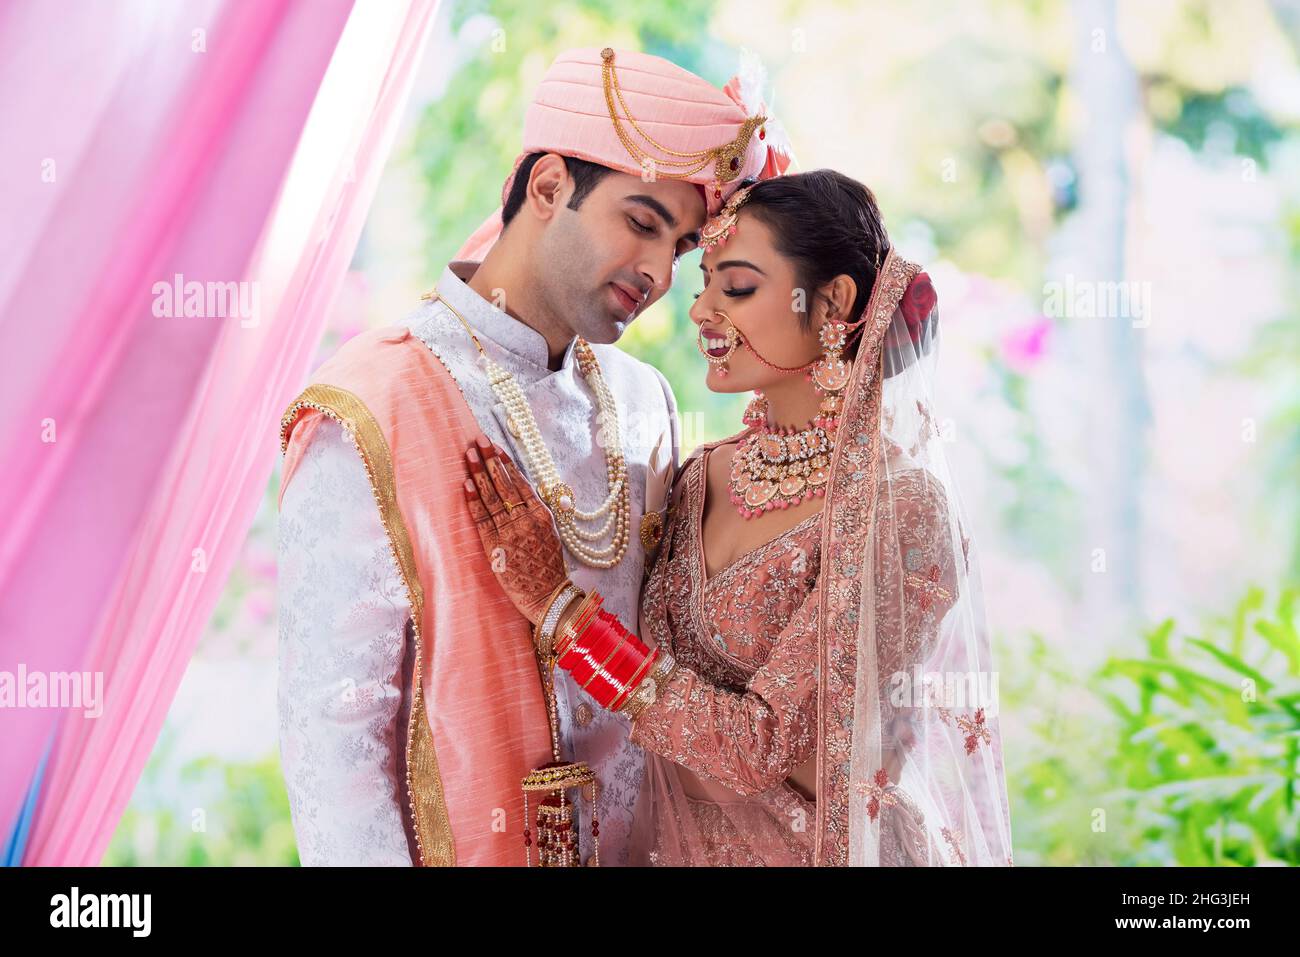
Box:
[640,510,664,552]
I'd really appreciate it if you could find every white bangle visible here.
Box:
[538,584,584,659]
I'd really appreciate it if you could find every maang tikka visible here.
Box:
[695,183,754,378]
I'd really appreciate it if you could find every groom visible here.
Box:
[276,46,787,866]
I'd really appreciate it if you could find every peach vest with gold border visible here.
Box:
[278,325,553,866]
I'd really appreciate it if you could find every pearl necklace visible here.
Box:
[434,293,631,568]
[728,395,834,519]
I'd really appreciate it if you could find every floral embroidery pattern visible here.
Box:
[631,447,822,806]
[942,826,967,866]
[956,708,991,755]
[908,563,952,613]
[854,768,899,823]
[627,445,825,863]
[934,706,992,755]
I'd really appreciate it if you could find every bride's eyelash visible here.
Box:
[693,287,755,300]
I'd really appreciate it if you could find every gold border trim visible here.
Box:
[280,383,455,867]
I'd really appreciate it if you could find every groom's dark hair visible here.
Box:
[500,152,614,227]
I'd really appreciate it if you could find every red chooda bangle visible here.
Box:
[557,604,656,711]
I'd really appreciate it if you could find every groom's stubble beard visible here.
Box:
[534,207,632,346]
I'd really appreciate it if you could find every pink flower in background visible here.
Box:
[245,591,274,626]
[242,543,277,584]
[245,555,277,584]
[1000,316,1052,374]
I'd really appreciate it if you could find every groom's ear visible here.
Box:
[524,153,571,223]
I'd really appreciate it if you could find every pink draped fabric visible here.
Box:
[0,0,440,864]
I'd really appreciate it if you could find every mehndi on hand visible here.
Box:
[462,434,568,627]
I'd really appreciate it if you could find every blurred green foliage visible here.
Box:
[104,728,299,867]
[1099,586,1300,865]
[1006,587,1300,866]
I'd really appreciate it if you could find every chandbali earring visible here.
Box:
[737,311,852,433]
[697,310,741,377]
[811,317,854,434]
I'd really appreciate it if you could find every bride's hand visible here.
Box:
[462,434,568,627]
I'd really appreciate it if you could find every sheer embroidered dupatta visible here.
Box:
[817,247,1014,866]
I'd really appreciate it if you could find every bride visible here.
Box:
[463,169,1013,866]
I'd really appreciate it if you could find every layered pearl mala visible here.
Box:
[436,293,631,569]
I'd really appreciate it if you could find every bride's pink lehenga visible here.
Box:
[631,442,821,865]
[627,442,952,866]
[621,249,1013,867]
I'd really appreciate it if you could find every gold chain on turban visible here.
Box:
[600,48,765,198]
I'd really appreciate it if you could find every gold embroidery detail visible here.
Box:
[280,383,454,867]
[574,701,594,727]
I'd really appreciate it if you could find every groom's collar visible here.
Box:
[438,261,577,372]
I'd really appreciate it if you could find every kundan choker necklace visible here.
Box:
[728,393,836,519]
[430,292,631,568]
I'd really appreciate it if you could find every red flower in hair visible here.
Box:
[899,272,937,346]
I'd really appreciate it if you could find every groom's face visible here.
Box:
[537,172,705,344]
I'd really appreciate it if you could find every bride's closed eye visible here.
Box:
[693,287,755,300]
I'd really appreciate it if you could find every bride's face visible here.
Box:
[689,212,825,394]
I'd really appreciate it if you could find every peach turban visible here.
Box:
[454,46,793,263]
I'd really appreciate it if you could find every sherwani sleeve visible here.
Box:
[277,417,414,866]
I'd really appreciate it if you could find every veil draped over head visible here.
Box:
[816,246,1013,865]
[626,242,1014,866]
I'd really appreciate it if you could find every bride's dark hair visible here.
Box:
[738,169,891,357]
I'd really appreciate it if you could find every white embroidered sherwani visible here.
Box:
[277,263,679,866]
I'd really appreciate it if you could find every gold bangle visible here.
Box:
[624,651,678,719]
[620,676,658,720]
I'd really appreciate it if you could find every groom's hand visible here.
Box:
[462,434,568,627]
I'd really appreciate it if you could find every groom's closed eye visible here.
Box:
[625,194,698,259]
